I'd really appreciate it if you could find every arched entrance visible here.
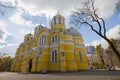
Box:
[28,59,32,72]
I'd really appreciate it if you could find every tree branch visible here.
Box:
[0,2,16,9]
[71,0,120,60]
[90,0,102,34]
[0,2,16,16]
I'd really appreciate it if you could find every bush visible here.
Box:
[92,62,103,69]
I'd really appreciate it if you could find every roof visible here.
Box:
[25,33,33,36]
[53,14,64,18]
[64,27,82,37]
[35,24,48,29]
[36,24,43,28]
[52,14,65,20]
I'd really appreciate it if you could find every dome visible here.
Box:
[34,25,44,35]
[34,24,48,35]
[51,13,65,28]
[53,14,64,20]
[64,27,82,37]
[25,33,33,36]
[35,24,44,29]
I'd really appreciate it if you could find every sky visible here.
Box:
[0,0,120,56]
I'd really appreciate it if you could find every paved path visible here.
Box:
[0,70,120,80]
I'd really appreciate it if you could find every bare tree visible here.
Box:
[105,48,118,67]
[71,0,120,60]
[0,2,16,16]
[115,0,120,13]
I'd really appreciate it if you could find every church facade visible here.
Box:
[10,13,88,73]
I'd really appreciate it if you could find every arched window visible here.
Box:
[43,35,45,44]
[55,35,57,42]
[79,51,82,62]
[38,34,47,46]
[44,35,46,43]
[63,18,65,25]
[52,36,54,43]
[54,50,57,61]
[54,17,56,25]
[59,16,61,24]
[51,49,57,62]
[52,34,57,43]
[42,35,44,44]
[52,50,54,62]
[38,37,41,46]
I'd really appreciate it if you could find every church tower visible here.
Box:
[50,11,65,29]
[11,12,88,73]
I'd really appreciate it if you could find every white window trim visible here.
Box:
[52,34,58,43]
[51,49,58,62]
[79,51,82,62]
[38,33,47,46]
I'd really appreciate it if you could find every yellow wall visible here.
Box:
[11,15,88,73]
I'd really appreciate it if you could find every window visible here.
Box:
[45,35,47,42]
[39,37,41,45]
[55,35,57,42]
[79,51,82,62]
[40,37,42,43]
[52,36,54,43]
[38,34,47,46]
[52,50,54,62]
[42,35,44,44]
[52,34,57,43]
[63,18,65,25]
[59,16,61,24]
[54,17,56,25]
[51,49,57,62]
[54,50,57,61]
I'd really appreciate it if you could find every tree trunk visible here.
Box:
[95,33,120,61]
[105,37,120,61]
[101,56,105,68]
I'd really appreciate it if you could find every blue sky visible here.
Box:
[0,0,120,56]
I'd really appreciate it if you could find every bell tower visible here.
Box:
[50,11,65,29]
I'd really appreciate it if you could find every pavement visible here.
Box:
[0,70,120,80]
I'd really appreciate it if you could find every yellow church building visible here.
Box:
[10,13,88,73]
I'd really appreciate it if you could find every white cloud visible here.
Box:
[0,20,11,43]
[86,39,108,49]
[17,0,82,18]
[16,0,118,18]
[20,28,34,35]
[106,25,120,39]
[0,0,119,56]
[0,0,17,7]
[0,45,4,48]
[0,0,16,4]
[86,25,120,48]
[9,11,34,26]
[0,43,18,56]
[0,0,118,26]
[95,0,118,18]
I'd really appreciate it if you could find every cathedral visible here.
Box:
[10,13,88,73]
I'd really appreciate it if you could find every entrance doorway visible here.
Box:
[28,59,32,72]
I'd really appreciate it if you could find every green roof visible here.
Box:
[64,27,82,36]
[25,33,33,36]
